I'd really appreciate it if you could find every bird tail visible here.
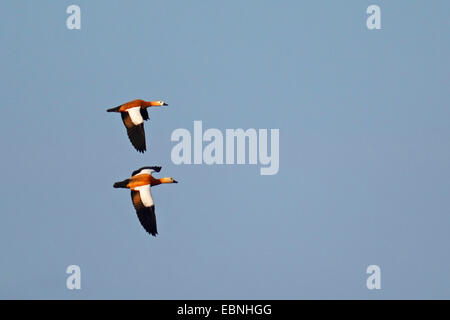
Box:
[107,105,121,112]
[113,179,130,188]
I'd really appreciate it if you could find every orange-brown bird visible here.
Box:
[107,99,168,153]
[113,166,177,237]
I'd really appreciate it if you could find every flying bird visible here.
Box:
[113,166,178,236]
[107,99,168,153]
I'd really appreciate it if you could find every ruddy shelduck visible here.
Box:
[113,166,177,236]
[107,99,168,153]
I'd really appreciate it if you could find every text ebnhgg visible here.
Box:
[171,121,279,175]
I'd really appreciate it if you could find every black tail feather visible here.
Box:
[113,179,130,188]
[107,105,121,112]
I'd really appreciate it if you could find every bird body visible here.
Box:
[107,99,166,112]
[107,99,168,153]
[113,166,177,236]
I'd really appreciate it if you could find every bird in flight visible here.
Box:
[107,99,168,153]
[113,166,178,236]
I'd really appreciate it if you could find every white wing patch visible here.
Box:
[134,169,154,176]
[134,185,154,207]
[127,107,144,125]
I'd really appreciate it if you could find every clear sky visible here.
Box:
[0,1,449,299]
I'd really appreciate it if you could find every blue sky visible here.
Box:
[0,1,449,299]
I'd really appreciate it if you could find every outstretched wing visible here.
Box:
[132,166,162,176]
[121,110,146,153]
[131,185,157,236]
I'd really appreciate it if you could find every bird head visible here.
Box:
[151,100,168,106]
[160,177,178,184]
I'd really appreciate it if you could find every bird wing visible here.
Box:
[121,110,146,153]
[132,166,162,176]
[131,185,157,236]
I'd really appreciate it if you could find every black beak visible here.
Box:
[163,103,168,106]
[173,180,178,183]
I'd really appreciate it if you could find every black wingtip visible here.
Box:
[135,147,146,153]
